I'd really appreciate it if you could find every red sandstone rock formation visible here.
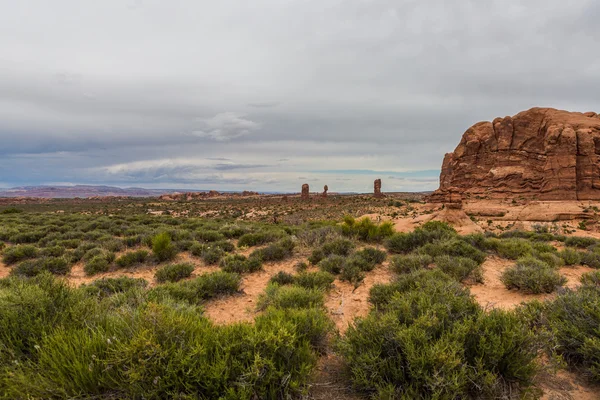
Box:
[374,179,383,198]
[431,108,600,201]
[322,185,328,198]
[301,184,310,200]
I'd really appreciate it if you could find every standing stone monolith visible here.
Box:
[374,179,383,198]
[301,184,310,200]
[322,185,328,198]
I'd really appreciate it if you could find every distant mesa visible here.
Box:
[430,108,600,202]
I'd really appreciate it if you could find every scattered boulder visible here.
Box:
[301,184,310,200]
[431,108,600,201]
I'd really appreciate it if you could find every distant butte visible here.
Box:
[430,107,600,202]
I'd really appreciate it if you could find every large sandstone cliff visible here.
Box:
[431,108,600,201]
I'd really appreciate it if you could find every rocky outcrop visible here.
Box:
[431,108,600,201]
[301,184,310,200]
[322,185,328,198]
[374,179,383,198]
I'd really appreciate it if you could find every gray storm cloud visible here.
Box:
[0,0,599,191]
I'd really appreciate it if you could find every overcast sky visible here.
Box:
[1,0,599,193]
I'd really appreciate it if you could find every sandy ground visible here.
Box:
[0,260,9,279]
[325,263,394,334]
[203,256,300,324]
[468,256,596,310]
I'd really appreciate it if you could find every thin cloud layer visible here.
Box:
[0,0,599,191]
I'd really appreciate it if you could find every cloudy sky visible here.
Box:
[1,0,599,193]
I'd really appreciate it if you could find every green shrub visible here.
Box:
[353,247,387,265]
[295,271,335,290]
[543,287,600,382]
[155,263,195,283]
[581,251,600,269]
[340,269,538,398]
[558,248,582,266]
[220,254,262,274]
[40,245,66,257]
[2,245,38,265]
[295,261,308,272]
[151,232,177,262]
[269,271,296,286]
[250,238,295,262]
[257,284,324,311]
[565,236,598,248]
[339,262,365,286]
[435,255,483,283]
[84,253,113,276]
[318,255,345,274]
[501,257,567,294]
[580,271,600,288]
[309,239,355,264]
[535,251,565,268]
[115,249,149,268]
[495,238,533,260]
[11,257,71,277]
[200,246,225,265]
[384,222,456,254]
[1,207,23,214]
[219,225,249,238]
[341,216,395,242]
[213,240,235,253]
[84,276,148,298]
[196,230,225,243]
[389,253,432,274]
[296,226,342,247]
[238,231,279,247]
[418,238,486,264]
[150,271,241,304]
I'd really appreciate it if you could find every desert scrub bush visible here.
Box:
[269,271,296,286]
[582,250,600,269]
[196,230,225,243]
[384,221,457,254]
[257,283,324,311]
[543,287,600,382]
[340,216,395,242]
[2,244,38,264]
[11,257,70,277]
[434,255,483,283]
[565,236,598,248]
[495,238,534,259]
[115,249,149,268]
[389,253,433,274]
[501,257,567,294]
[318,254,346,274]
[339,261,365,286]
[340,269,538,398]
[155,263,194,283]
[417,238,486,264]
[353,247,387,265]
[151,232,177,262]
[296,226,342,247]
[295,271,335,290]
[83,252,115,276]
[83,276,148,298]
[2,299,326,399]
[40,245,66,257]
[0,273,94,364]
[558,248,583,266]
[0,207,23,214]
[200,246,225,265]
[535,251,565,268]
[220,254,262,274]
[237,231,280,247]
[308,239,355,264]
[219,224,249,238]
[149,271,241,304]
[580,270,600,288]
[250,237,295,262]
